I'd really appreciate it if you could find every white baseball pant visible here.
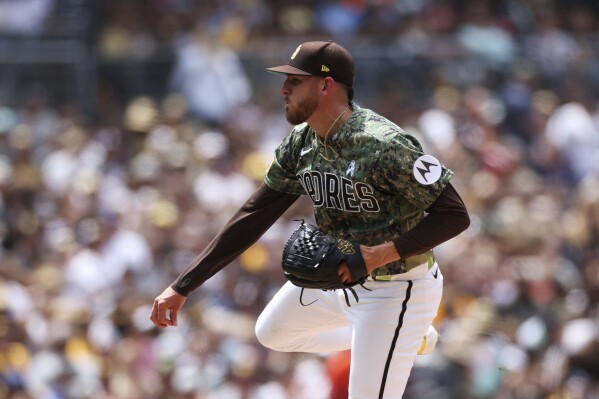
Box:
[255,262,443,398]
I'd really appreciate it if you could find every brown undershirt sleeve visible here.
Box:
[393,183,470,259]
[171,183,300,296]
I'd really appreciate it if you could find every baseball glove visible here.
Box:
[281,221,368,291]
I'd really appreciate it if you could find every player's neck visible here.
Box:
[311,104,352,140]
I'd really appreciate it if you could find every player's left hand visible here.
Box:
[150,286,186,328]
[337,262,353,284]
[337,246,368,283]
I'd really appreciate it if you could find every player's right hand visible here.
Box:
[150,286,186,328]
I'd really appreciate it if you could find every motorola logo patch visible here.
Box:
[413,155,442,185]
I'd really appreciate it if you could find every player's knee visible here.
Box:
[255,315,288,351]
[255,318,278,349]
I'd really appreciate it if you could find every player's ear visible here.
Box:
[321,77,334,93]
[321,78,328,92]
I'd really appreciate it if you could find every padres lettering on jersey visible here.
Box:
[297,171,380,212]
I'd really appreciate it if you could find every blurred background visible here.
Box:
[1,0,598,398]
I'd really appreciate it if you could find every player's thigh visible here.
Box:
[255,282,349,343]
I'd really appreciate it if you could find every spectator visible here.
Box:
[169,25,252,126]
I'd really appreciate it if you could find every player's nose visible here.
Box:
[280,80,291,96]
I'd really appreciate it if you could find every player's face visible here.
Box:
[281,75,321,125]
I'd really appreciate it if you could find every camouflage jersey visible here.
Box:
[264,104,453,277]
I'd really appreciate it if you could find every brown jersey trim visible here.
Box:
[393,183,470,259]
[171,183,299,296]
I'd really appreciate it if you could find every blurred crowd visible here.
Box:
[1,0,599,398]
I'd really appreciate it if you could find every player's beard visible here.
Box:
[285,92,320,125]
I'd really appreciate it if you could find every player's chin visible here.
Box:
[284,110,297,124]
[285,110,306,125]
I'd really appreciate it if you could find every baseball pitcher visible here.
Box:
[151,40,470,398]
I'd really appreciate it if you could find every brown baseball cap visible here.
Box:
[266,40,354,87]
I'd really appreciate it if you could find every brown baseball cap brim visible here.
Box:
[265,41,354,86]
[266,65,312,76]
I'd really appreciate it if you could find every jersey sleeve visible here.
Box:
[393,183,470,258]
[263,127,308,196]
[376,133,453,210]
[171,183,299,296]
